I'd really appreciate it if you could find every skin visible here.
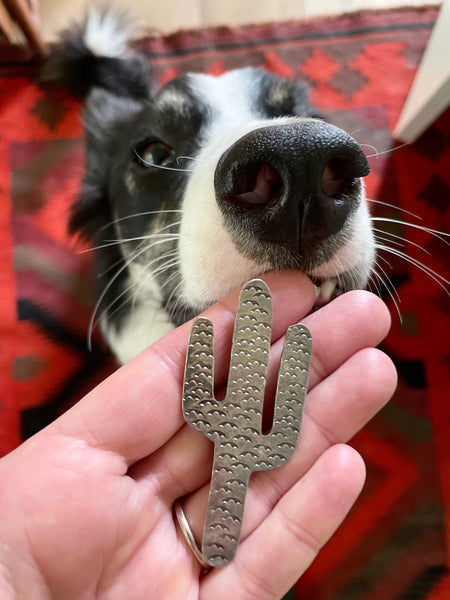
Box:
[0,271,397,600]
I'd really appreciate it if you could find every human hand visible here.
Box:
[0,272,396,600]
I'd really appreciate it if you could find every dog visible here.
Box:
[41,9,375,364]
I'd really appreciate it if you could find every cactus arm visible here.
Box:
[182,317,218,440]
[261,323,312,468]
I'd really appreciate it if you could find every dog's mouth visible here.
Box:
[310,276,343,307]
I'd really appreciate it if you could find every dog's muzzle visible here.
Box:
[214,121,370,258]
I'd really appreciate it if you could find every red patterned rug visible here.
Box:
[1,6,449,598]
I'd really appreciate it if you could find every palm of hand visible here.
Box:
[6,434,195,598]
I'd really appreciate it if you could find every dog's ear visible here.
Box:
[69,89,145,240]
[293,81,323,119]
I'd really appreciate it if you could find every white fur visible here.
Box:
[101,263,175,363]
[102,303,174,364]
[310,197,375,286]
[84,9,135,58]
[102,266,174,362]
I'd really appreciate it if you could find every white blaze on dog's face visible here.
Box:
[76,67,374,362]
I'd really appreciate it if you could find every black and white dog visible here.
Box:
[42,9,374,364]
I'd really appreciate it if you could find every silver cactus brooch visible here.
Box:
[182,279,312,567]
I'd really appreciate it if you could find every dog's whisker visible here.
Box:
[169,295,186,325]
[374,250,393,271]
[106,233,179,245]
[370,265,403,321]
[373,228,432,255]
[112,263,179,326]
[373,256,402,303]
[160,267,182,292]
[97,237,179,278]
[367,198,423,221]
[367,268,382,298]
[94,250,180,336]
[371,261,402,316]
[87,241,159,350]
[374,231,405,250]
[81,233,180,254]
[331,254,354,292]
[129,251,180,311]
[88,240,179,348]
[376,243,450,292]
[97,238,150,277]
[97,278,143,329]
[150,257,181,280]
[95,219,181,255]
[177,155,201,166]
[100,211,184,232]
[350,269,360,292]
[371,217,450,246]
[146,248,180,275]
[166,279,185,323]
[359,143,379,156]
[133,149,195,172]
[365,141,410,158]
[125,249,179,298]
[103,277,158,328]
[105,233,180,243]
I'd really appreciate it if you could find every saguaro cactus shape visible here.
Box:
[182,279,312,567]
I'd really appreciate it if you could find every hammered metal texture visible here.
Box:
[182,279,312,567]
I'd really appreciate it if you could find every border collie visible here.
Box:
[42,9,375,364]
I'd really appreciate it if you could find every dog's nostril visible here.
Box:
[229,163,283,209]
[321,155,359,198]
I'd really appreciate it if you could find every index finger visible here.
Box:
[50,271,316,467]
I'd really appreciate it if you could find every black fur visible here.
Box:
[39,13,150,100]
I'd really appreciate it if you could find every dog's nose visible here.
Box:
[214,120,369,254]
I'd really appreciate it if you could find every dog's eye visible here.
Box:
[135,141,174,168]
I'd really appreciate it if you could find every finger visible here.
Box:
[200,444,366,600]
[304,289,391,388]
[51,271,315,466]
[164,347,395,537]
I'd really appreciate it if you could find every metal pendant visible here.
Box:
[182,279,312,567]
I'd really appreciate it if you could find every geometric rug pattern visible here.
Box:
[1,7,449,598]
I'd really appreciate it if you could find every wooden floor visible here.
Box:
[39,0,439,41]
